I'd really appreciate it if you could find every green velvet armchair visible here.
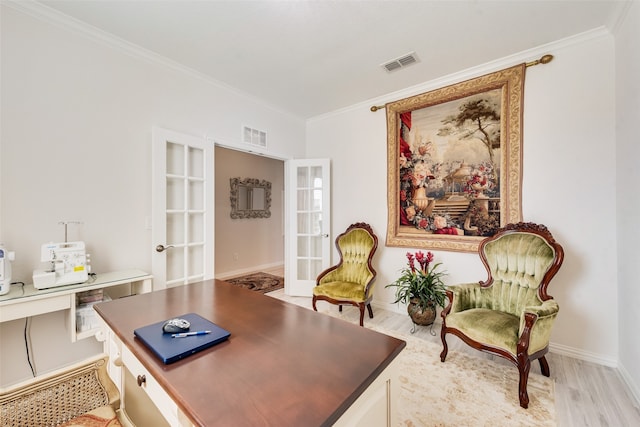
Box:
[440,222,564,409]
[312,222,378,327]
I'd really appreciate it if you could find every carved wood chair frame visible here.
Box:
[440,222,564,408]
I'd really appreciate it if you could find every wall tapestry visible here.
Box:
[386,63,525,252]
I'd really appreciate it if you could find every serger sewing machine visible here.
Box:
[33,241,89,289]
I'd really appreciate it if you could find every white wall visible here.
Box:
[307,30,618,365]
[615,0,640,404]
[0,5,304,385]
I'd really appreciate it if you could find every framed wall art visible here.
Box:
[385,64,525,252]
[230,177,272,219]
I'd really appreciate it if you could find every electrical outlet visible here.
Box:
[233,253,239,261]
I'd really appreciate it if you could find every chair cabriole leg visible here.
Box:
[518,358,531,409]
[440,328,449,362]
[538,355,550,377]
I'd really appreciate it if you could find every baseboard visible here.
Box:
[371,299,405,315]
[215,262,284,280]
[548,342,617,367]
[616,363,640,408]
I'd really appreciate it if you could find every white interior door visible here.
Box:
[285,159,331,296]
[151,127,214,289]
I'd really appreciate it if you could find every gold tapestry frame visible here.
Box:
[386,64,525,252]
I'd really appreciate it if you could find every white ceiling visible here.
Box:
[36,0,628,119]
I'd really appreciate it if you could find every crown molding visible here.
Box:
[4,0,175,67]
[309,26,612,123]
[606,0,635,36]
[2,0,303,121]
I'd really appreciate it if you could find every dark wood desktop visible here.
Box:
[95,279,405,426]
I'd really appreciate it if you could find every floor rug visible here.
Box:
[224,272,284,294]
[386,326,556,427]
[330,310,557,427]
[272,296,557,426]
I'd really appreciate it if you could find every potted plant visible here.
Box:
[386,251,447,327]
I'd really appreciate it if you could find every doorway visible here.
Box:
[214,146,285,279]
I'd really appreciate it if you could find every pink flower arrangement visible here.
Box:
[407,250,434,274]
[386,250,447,309]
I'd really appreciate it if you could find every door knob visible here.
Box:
[155,244,174,253]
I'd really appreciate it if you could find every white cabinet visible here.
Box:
[122,346,188,426]
[333,356,400,426]
[98,324,194,427]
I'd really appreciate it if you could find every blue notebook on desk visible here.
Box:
[134,313,230,364]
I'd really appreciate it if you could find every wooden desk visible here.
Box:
[95,280,405,427]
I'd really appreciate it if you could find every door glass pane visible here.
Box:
[310,167,322,184]
[166,249,184,282]
[188,245,204,278]
[297,189,309,210]
[167,177,184,210]
[188,180,204,210]
[166,142,184,175]
[167,213,184,245]
[311,213,322,235]
[297,236,309,257]
[188,147,204,179]
[313,188,323,210]
[297,166,309,187]
[188,213,203,242]
[310,236,322,257]
[310,259,322,279]
[297,259,309,281]
[297,213,310,234]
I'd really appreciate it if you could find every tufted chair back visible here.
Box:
[480,231,559,316]
[319,227,376,287]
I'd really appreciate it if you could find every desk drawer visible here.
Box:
[0,294,71,322]
[122,347,181,426]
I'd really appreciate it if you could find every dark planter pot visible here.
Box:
[407,298,436,326]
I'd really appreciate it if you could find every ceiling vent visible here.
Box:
[243,126,267,148]
[382,52,419,73]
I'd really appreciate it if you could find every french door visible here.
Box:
[285,159,331,296]
[151,127,214,289]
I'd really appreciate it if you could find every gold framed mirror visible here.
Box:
[230,177,272,219]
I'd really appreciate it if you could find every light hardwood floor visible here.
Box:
[265,284,640,427]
